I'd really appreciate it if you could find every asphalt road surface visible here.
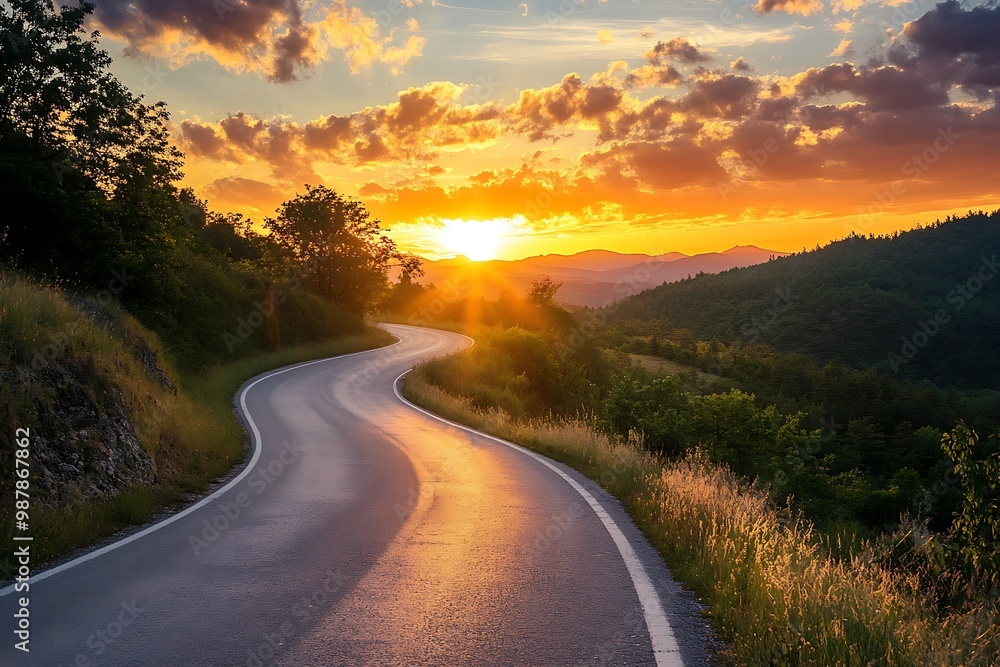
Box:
[1,324,713,666]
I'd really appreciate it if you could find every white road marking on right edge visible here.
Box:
[393,369,684,667]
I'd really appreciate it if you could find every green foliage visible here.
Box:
[1,5,401,374]
[941,422,1000,587]
[416,326,606,418]
[602,376,816,487]
[601,377,691,456]
[0,0,182,191]
[612,211,1000,389]
[604,323,1000,531]
[264,185,420,314]
[384,275,577,334]
[526,276,562,308]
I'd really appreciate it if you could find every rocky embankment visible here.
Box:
[1,278,178,510]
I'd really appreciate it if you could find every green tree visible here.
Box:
[0,0,183,287]
[0,0,182,190]
[687,390,807,477]
[527,276,562,308]
[941,421,1000,586]
[600,377,692,456]
[264,185,420,314]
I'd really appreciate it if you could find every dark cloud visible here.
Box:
[732,57,753,72]
[179,120,240,161]
[645,38,711,65]
[754,0,821,15]
[796,63,949,112]
[679,75,759,119]
[623,64,682,89]
[93,0,313,82]
[582,139,724,190]
[91,0,425,82]
[903,0,1000,92]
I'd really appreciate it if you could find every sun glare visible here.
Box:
[436,218,510,261]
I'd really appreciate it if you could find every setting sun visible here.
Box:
[436,218,511,261]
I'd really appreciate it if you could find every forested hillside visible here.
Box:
[611,211,1000,389]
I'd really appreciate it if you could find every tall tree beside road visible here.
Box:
[265,185,422,314]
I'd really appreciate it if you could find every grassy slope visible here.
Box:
[403,370,998,666]
[0,274,391,577]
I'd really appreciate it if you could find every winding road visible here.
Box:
[2,324,712,666]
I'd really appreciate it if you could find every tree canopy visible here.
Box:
[265,185,420,314]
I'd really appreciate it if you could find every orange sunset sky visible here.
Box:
[89,0,999,260]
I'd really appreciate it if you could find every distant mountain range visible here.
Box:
[415,246,786,307]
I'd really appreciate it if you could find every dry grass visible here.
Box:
[629,353,727,387]
[404,371,999,666]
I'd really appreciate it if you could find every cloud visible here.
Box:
[755,0,822,16]
[180,120,241,161]
[732,57,753,72]
[646,38,711,65]
[321,1,426,75]
[598,29,615,44]
[679,75,760,120]
[582,139,725,189]
[203,177,286,210]
[901,0,1000,94]
[830,39,854,58]
[795,63,949,112]
[179,81,504,181]
[507,74,626,141]
[91,0,427,82]
[179,6,1000,231]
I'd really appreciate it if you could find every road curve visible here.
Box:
[2,324,712,666]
